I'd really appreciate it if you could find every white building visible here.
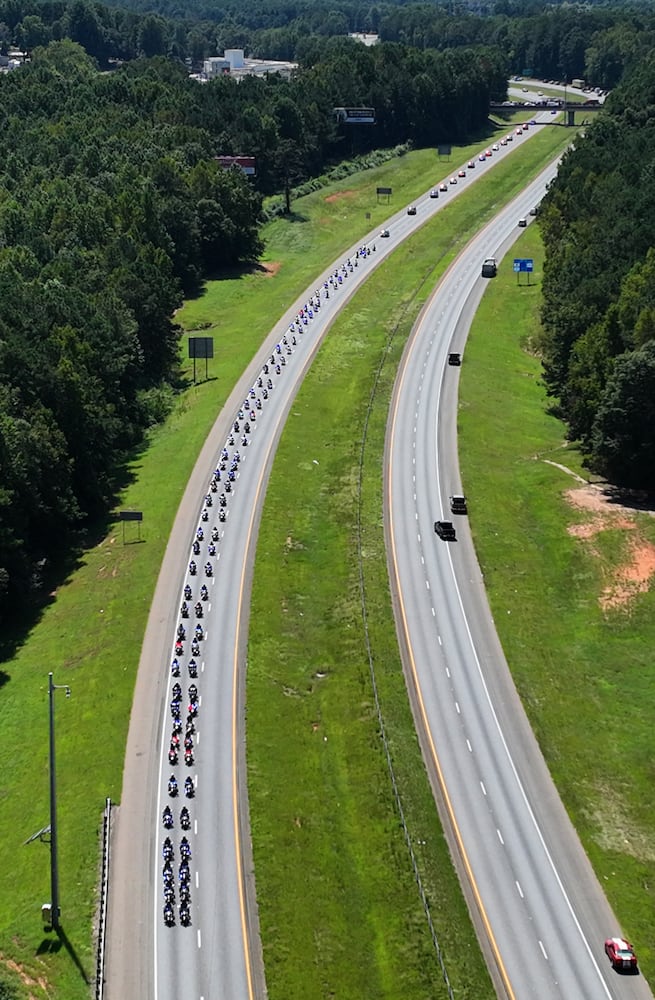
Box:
[202,49,296,81]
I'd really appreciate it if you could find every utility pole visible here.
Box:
[48,672,70,931]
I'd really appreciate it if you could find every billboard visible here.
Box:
[334,107,376,124]
[189,337,214,359]
[216,155,256,176]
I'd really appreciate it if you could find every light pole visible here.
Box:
[48,672,70,931]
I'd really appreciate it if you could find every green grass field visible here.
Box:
[0,115,622,1000]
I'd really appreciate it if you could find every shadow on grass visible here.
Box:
[601,486,655,513]
[0,432,154,665]
[183,255,295,302]
[36,925,90,984]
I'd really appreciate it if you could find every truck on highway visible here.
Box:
[481,257,497,277]
[572,78,585,89]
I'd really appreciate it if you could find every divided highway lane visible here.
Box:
[387,162,652,999]
[105,117,557,1000]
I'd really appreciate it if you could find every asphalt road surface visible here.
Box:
[104,118,595,1000]
[386,166,652,999]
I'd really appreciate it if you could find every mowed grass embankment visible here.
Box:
[246,124,573,1000]
[0,119,569,1000]
[459,225,655,981]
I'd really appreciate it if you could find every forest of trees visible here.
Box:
[2,0,655,615]
[0,0,653,90]
[0,29,504,615]
[539,53,655,489]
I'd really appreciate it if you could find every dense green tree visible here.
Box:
[590,345,655,489]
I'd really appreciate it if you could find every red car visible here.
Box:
[605,937,638,971]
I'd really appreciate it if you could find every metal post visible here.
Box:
[48,672,70,931]
[48,672,60,930]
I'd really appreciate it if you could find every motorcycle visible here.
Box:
[211,529,219,542]
[180,837,191,860]
[175,640,184,656]
[195,625,204,641]
[184,584,192,600]
[191,641,200,656]
[208,543,216,557]
[188,683,198,700]
[184,777,194,798]
[163,806,174,828]
[171,657,180,677]
[218,510,226,522]
[204,563,213,578]
[172,683,182,699]
[168,775,178,795]
[177,625,186,641]
[179,883,191,904]
[196,527,204,541]
[205,494,213,506]
[163,837,174,861]
[192,540,200,556]
[219,494,227,507]
[179,903,191,926]
[195,602,203,618]
[189,560,197,575]
[188,659,198,678]
[201,509,208,522]
[168,748,178,766]
[180,601,189,618]
[185,748,194,765]
[180,806,190,829]
[164,903,175,926]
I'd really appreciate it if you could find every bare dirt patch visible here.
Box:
[564,483,655,611]
[324,190,357,204]
[260,261,282,277]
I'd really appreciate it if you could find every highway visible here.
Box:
[103,113,643,1000]
[386,167,652,998]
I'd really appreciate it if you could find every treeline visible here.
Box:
[539,54,655,490]
[3,0,655,90]
[0,34,502,614]
[0,41,264,610]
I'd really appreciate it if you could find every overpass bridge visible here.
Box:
[491,100,603,126]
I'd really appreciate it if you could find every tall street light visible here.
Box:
[48,672,70,931]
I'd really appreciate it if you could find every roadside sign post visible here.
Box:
[118,510,143,544]
[189,336,214,383]
[513,258,534,285]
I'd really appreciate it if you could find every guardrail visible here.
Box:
[95,797,112,1000]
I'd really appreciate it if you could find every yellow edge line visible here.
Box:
[233,473,262,1000]
[387,305,517,1000]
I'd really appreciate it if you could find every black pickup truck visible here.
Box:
[434,520,457,541]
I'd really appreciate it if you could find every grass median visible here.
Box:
[246,125,573,1000]
[0,121,571,999]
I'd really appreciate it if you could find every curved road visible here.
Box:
[386,166,652,998]
[105,116,595,1000]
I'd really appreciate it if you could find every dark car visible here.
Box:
[448,353,461,366]
[449,494,468,514]
[434,520,456,540]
